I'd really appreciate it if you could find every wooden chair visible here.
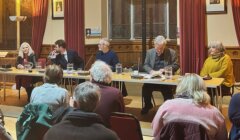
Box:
[110,112,143,140]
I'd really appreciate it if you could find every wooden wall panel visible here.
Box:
[39,43,240,82]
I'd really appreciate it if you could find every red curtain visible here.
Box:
[64,0,85,59]
[31,0,49,57]
[231,0,240,45]
[179,0,206,74]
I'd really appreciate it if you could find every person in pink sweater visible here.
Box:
[152,73,227,140]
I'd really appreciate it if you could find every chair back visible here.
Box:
[160,120,209,140]
[16,104,53,140]
[110,112,143,140]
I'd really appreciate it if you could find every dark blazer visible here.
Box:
[143,48,179,73]
[16,54,37,68]
[51,50,84,70]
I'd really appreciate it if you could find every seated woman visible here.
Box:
[152,74,227,140]
[16,42,37,102]
[228,93,240,140]
[90,60,125,127]
[30,65,69,113]
[200,41,235,97]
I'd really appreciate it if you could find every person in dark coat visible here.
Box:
[49,39,84,70]
[15,42,38,102]
[228,93,240,140]
[44,82,119,140]
[90,60,125,127]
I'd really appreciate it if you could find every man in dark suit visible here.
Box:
[49,39,84,70]
[141,35,179,114]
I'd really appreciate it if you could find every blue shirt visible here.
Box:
[96,50,119,71]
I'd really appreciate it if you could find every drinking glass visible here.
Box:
[36,62,42,71]
[67,63,74,74]
[164,66,173,79]
[115,63,122,74]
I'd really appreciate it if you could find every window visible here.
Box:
[109,0,177,40]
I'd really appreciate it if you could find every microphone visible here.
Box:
[84,53,94,70]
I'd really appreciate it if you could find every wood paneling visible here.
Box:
[39,43,240,82]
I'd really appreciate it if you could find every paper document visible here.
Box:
[0,52,8,57]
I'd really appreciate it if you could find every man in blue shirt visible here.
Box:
[96,38,119,71]
[96,38,127,96]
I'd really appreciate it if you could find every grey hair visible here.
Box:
[73,81,101,112]
[100,38,110,47]
[18,42,34,58]
[208,41,225,53]
[154,35,167,46]
[176,74,210,105]
[90,60,113,84]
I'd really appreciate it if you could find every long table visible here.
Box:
[0,68,224,110]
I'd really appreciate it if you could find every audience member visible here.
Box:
[200,41,235,98]
[0,109,13,140]
[141,35,179,114]
[30,65,69,113]
[49,39,84,70]
[96,38,128,97]
[152,74,227,140]
[15,42,38,102]
[228,93,240,140]
[44,82,119,140]
[90,60,125,126]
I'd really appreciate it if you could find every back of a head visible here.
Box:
[55,39,66,49]
[44,64,63,84]
[154,35,166,46]
[176,74,210,104]
[73,81,100,112]
[90,60,113,84]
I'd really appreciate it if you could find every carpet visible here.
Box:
[0,105,23,118]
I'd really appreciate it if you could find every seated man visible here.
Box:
[49,39,84,70]
[141,35,179,114]
[43,82,119,140]
[96,38,128,96]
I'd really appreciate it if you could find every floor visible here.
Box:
[0,82,234,140]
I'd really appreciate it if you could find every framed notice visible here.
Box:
[52,0,64,19]
[206,0,227,14]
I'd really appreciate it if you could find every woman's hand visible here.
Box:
[17,64,24,69]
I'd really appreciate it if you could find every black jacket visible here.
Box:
[51,50,84,70]
[16,54,37,68]
[44,109,119,140]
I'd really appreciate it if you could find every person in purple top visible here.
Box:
[96,38,128,96]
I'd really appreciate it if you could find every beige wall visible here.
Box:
[43,0,103,45]
[43,0,238,46]
[207,0,238,46]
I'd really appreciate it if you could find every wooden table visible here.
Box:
[0,69,224,110]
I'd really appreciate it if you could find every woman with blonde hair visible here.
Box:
[152,74,227,140]
[15,42,37,102]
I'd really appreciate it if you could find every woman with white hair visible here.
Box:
[200,41,235,98]
[152,74,227,140]
[90,60,125,127]
[15,42,37,102]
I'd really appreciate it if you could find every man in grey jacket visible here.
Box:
[141,35,179,114]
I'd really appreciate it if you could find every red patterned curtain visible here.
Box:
[231,0,240,45]
[179,0,206,74]
[31,0,49,57]
[64,0,85,59]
